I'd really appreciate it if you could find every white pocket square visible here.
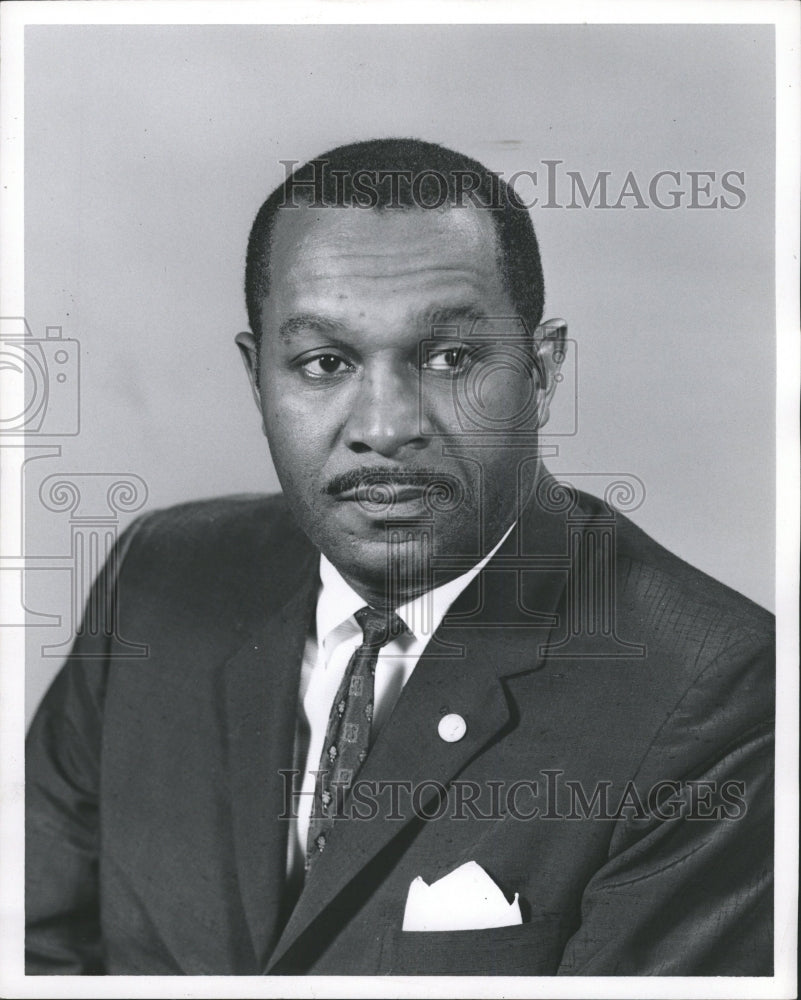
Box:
[402,860,522,932]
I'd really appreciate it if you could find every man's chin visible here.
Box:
[324,530,432,578]
[314,517,484,606]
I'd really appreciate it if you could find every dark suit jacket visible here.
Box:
[25,487,774,975]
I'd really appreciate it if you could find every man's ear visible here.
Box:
[234,331,266,430]
[533,317,568,428]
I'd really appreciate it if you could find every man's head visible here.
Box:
[236,138,566,606]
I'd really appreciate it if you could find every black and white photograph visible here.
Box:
[0,1,797,996]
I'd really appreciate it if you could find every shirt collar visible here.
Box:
[316,556,366,652]
[316,521,515,649]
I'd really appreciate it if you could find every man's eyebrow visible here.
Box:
[420,303,488,334]
[277,313,349,343]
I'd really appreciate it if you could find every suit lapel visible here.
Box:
[224,540,318,970]
[266,496,571,972]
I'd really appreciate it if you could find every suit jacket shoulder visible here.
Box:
[116,492,317,645]
[129,491,312,580]
[573,488,773,665]
[609,495,772,632]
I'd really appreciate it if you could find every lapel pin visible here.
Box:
[438,713,467,743]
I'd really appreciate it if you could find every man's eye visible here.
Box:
[300,354,351,378]
[423,346,474,373]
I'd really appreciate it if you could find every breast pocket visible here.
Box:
[382,915,569,976]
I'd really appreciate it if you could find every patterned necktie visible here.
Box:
[306,606,404,872]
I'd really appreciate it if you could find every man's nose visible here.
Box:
[343,366,430,457]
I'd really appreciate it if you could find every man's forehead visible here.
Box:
[266,201,503,286]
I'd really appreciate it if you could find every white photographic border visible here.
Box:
[1,2,797,998]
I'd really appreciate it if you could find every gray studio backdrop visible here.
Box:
[21,24,775,723]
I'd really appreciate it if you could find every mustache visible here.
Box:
[323,466,452,496]
[324,468,451,497]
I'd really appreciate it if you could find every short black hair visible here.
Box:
[245,137,545,343]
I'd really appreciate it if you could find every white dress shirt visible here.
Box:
[286,524,515,880]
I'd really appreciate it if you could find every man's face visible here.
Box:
[239,203,557,603]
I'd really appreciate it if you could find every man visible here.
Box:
[26,139,774,976]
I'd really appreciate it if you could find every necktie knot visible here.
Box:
[354,606,405,649]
